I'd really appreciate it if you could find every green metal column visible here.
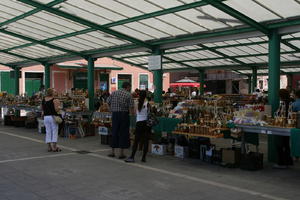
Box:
[268,30,281,114]
[248,75,252,94]
[14,67,20,96]
[268,29,281,163]
[252,67,257,93]
[287,74,293,91]
[152,49,163,103]
[199,70,205,95]
[44,63,51,89]
[87,57,95,111]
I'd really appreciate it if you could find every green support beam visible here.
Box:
[44,63,51,89]
[14,67,20,96]
[199,70,205,95]
[204,0,269,34]
[0,29,84,57]
[152,49,163,103]
[0,0,66,27]
[252,67,257,92]
[0,62,14,68]
[197,43,248,66]
[268,30,281,163]
[248,75,252,94]
[87,57,95,111]
[282,41,300,52]
[287,74,293,90]
[122,50,297,64]
[18,0,153,49]
[0,49,42,63]
[162,56,199,71]
[268,31,281,114]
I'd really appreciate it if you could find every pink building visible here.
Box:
[0,58,170,95]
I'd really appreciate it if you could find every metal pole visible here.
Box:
[287,74,293,91]
[199,69,205,95]
[152,49,163,103]
[44,64,51,89]
[14,67,20,96]
[252,67,257,93]
[268,29,281,163]
[248,75,252,94]
[268,30,281,115]
[87,57,95,111]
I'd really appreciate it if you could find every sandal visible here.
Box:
[53,148,62,152]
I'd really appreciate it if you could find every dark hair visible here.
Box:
[279,89,290,101]
[122,82,131,89]
[295,90,300,98]
[138,90,147,112]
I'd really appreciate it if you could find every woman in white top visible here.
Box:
[125,90,151,163]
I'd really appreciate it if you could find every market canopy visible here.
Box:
[0,0,299,73]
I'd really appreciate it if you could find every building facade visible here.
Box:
[0,58,170,95]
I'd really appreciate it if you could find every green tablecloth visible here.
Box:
[152,117,181,133]
[291,128,300,157]
[129,116,181,142]
[130,116,181,133]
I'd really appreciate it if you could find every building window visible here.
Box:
[139,74,148,90]
[118,74,132,90]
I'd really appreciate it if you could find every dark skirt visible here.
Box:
[111,112,130,148]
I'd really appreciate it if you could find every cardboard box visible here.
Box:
[151,144,167,155]
[98,126,109,135]
[222,148,241,165]
[174,145,188,159]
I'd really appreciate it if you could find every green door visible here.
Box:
[139,74,148,90]
[0,72,15,94]
[74,72,88,89]
[118,74,132,90]
[99,73,109,91]
[25,79,41,96]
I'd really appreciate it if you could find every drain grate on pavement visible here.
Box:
[74,150,91,154]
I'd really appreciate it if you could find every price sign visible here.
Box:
[148,55,162,70]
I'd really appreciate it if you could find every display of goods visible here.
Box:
[92,112,112,127]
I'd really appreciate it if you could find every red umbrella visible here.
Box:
[170,77,200,87]
[170,82,200,87]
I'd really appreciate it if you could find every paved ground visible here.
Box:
[0,125,300,200]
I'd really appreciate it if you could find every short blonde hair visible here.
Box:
[46,88,54,97]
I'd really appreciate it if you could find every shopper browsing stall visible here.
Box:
[42,88,62,152]
[292,90,300,112]
[107,82,134,159]
[125,90,151,163]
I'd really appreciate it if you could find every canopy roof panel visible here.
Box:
[0,0,298,74]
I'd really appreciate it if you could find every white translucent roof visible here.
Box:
[0,0,298,74]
